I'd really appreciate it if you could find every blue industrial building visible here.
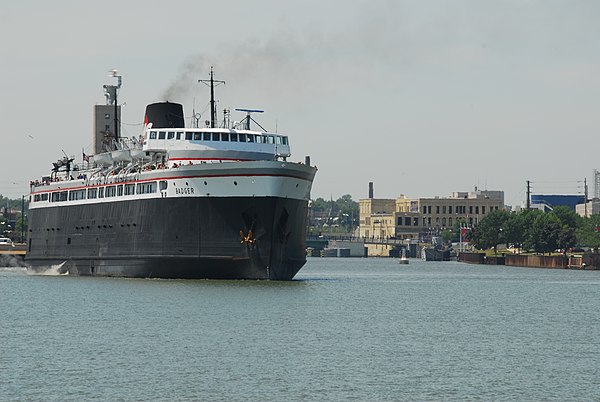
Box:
[530,194,586,211]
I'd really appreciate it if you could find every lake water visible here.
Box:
[1,258,600,401]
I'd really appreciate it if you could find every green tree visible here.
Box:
[502,212,526,250]
[335,194,359,231]
[575,214,600,250]
[520,209,545,252]
[529,213,561,254]
[470,209,510,254]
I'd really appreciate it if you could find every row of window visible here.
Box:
[421,205,500,215]
[148,131,289,145]
[33,181,164,203]
[394,216,481,227]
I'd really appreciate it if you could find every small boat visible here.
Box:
[399,248,409,264]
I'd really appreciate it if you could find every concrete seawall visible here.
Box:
[459,252,600,270]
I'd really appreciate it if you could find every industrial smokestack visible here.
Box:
[369,182,374,199]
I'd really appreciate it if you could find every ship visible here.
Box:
[25,69,317,280]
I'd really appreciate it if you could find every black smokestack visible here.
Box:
[369,182,373,199]
[144,102,185,128]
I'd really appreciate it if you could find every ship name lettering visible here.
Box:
[176,187,194,195]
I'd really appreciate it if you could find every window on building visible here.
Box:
[449,217,453,226]
[475,206,479,214]
[442,206,446,214]
[469,206,473,214]
[405,217,411,226]
[436,206,440,214]
[449,206,453,214]
[423,206,427,214]
[442,218,446,226]
[428,206,432,214]
[482,206,486,214]
[413,217,418,226]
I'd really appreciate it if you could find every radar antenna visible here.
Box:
[235,108,266,131]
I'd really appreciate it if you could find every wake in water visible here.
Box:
[27,261,70,276]
[0,254,27,268]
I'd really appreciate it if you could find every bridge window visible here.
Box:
[98,187,105,198]
[117,185,123,196]
[185,132,193,140]
[105,186,116,197]
[159,181,168,191]
[231,133,238,142]
[124,184,135,195]
[275,136,282,145]
[267,135,275,144]
[203,132,211,141]
[194,133,202,141]
[167,132,175,139]
[149,131,157,139]
[247,135,255,143]
[256,135,264,143]
[239,133,246,142]
[158,132,165,140]
[137,182,157,194]
[221,133,229,141]
[282,136,288,145]
[176,131,183,140]
[88,188,98,199]
[211,133,220,141]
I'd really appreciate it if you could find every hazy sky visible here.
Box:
[1,0,599,206]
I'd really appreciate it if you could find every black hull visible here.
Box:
[26,197,309,280]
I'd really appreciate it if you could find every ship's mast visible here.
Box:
[198,67,225,128]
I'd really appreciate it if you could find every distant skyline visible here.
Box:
[1,0,599,206]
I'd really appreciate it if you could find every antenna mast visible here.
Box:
[198,67,225,128]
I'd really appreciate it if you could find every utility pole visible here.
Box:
[526,180,531,209]
[585,178,589,217]
[20,195,24,243]
[199,67,225,128]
